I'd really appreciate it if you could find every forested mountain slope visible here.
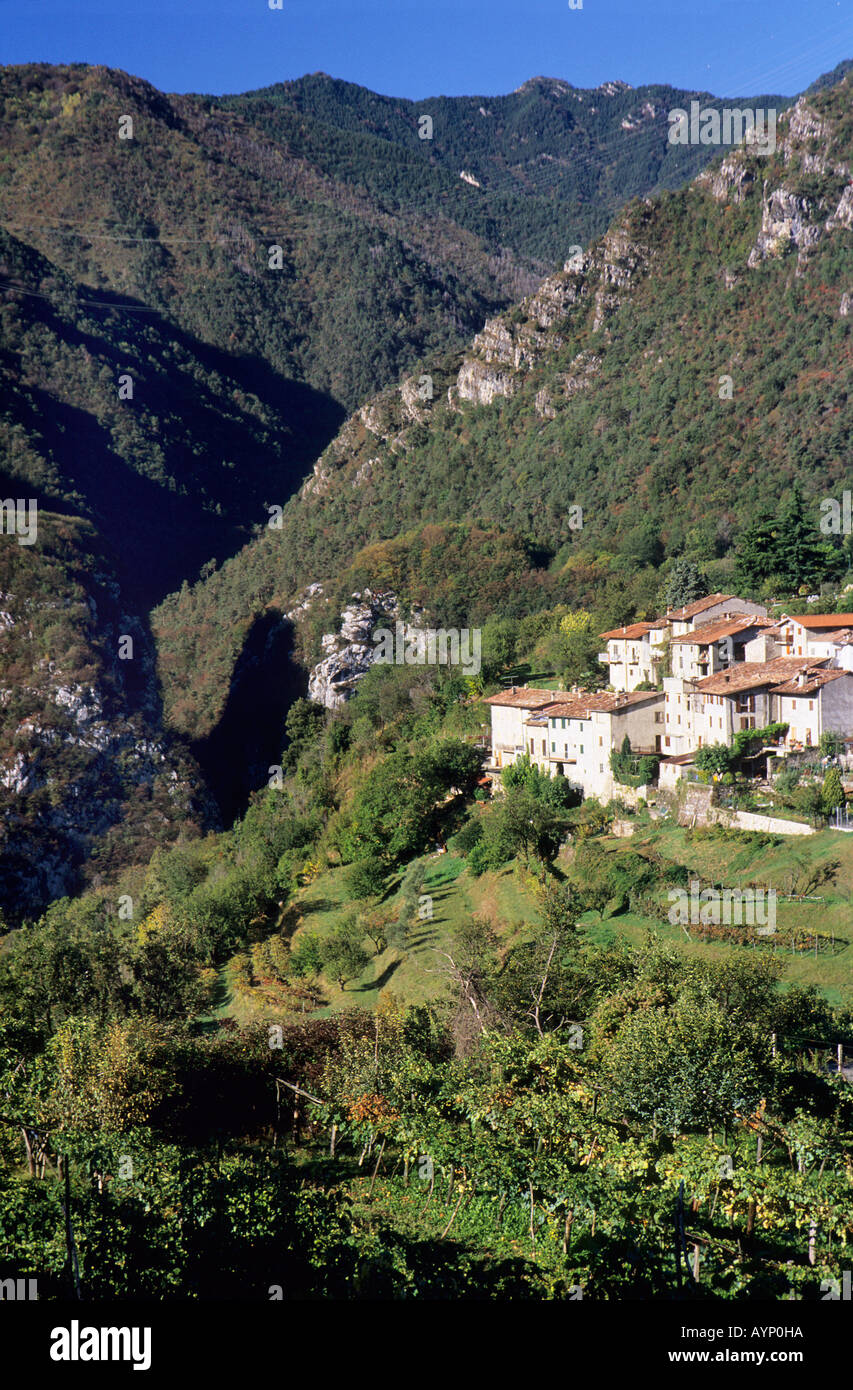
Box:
[154,74,853,743]
[0,63,524,414]
[217,70,789,262]
[0,61,848,907]
[0,225,332,607]
[0,512,211,919]
[0,62,790,420]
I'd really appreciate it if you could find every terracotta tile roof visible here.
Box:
[543,691,662,718]
[787,613,853,628]
[599,621,655,641]
[669,615,769,646]
[483,687,560,708]
[806,628,853,644]
[666,592,737,620]
[693,657,828,695]
[772,669,849,695]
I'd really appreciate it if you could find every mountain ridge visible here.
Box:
[151,73,853,751]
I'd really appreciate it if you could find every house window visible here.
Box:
[809,701,814,711]
[600,764,604,773]
[542,740,546,755]
[580,745,584,754]
[551,741,555,753]
[599,736,603,746]
[654,712,663,723]
[561,718,566,729]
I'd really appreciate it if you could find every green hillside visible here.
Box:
[154,74,853,743]
[220,72,789,263]
[0,224,336,607]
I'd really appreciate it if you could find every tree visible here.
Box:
[413,740,484,798]
[664,558,708,612]
[360,910,390,954]
[320,920,370,989]
[502,754,580,809]
[284,698,326,756]
[390,860,427,946]
[346,857,388,900]
[341,740,483,868]
[610,735,660,786]
[621,519,664,568]
[819,730,845,759]
[554,610,605,688]
[821,765,845,816]
[288,933,324,979]
[735,486,845,593]
[694,743,733,777]
[794,782,826,827]
[480,616,519,680]
[0,901,126,1034]
[500,788,566,879]
[603,999,769,1132]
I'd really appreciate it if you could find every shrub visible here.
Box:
[346,857,388,901]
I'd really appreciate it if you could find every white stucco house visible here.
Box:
[484,687,664,801]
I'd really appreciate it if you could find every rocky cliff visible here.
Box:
[307,590,424,708]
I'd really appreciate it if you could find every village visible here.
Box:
[483,593,853,809]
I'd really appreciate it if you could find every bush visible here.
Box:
[346,858,387,900]
[288,933,324,979]
[694,743,733,776]
[774,767,801,798]
[821,765,845,815]
[320,919,371,989]
[448,818,484,854]
[610,735,660,787]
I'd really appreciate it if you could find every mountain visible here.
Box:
[0,60,844,908]
[0,61,541,428]
[0,62,788,425]
[2,61,789,603]
[217,72,789,262]
[153,73,853,751]
[0,224,336,609]
[0,510,212,920]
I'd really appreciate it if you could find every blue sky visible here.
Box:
[2,0,852,99]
